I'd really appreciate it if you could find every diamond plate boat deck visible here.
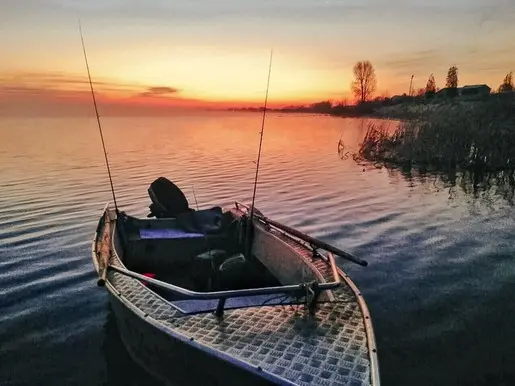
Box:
[92,204,380,386]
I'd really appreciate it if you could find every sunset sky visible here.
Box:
[1,0,515,114]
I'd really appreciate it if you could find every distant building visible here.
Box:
[436,87,458,98]
[436,84,491,98]
[460,84,491,97]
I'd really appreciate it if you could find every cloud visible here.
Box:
[377,43,515,82]
[0,71,144,94]
[0,72,182,103]
[0,73,208,116]
[138,86,180,97]
[378,49,443,75]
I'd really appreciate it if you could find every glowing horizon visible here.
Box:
[1,0,515,115]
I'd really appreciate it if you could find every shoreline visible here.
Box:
[230,93,515,123]
[354,95,515,173]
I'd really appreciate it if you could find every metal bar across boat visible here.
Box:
[106,251,341,300]
[235,202,368,267]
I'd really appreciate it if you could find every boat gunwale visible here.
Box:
[337,266,380,386]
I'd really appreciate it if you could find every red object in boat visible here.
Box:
[141,272,155,286]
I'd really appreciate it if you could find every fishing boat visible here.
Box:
[80,24,379,385]
[92,178,380,386]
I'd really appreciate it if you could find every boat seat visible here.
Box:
[139,228,204,240]
[194,251,247,292]
[219,253,246,272]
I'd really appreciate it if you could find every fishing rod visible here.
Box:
[79,20,119,212]
[245,50,273,258]
[191,185,200,210]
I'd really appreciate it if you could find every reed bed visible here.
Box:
[358,98,515,171]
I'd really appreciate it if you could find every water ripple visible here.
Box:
[1,114,515,386]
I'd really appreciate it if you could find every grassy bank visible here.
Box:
[357,97,515,172]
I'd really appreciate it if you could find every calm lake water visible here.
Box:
[1,112,514,386]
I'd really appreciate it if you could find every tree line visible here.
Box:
[351,61,514,103]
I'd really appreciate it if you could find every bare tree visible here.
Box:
[426,74,436,96]
[351,61,377,103]
[499,71,514,93]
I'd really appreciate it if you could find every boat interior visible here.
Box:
[118,208,281,293]
[111,177,333,313]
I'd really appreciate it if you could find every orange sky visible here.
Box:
[1,0,515,115]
